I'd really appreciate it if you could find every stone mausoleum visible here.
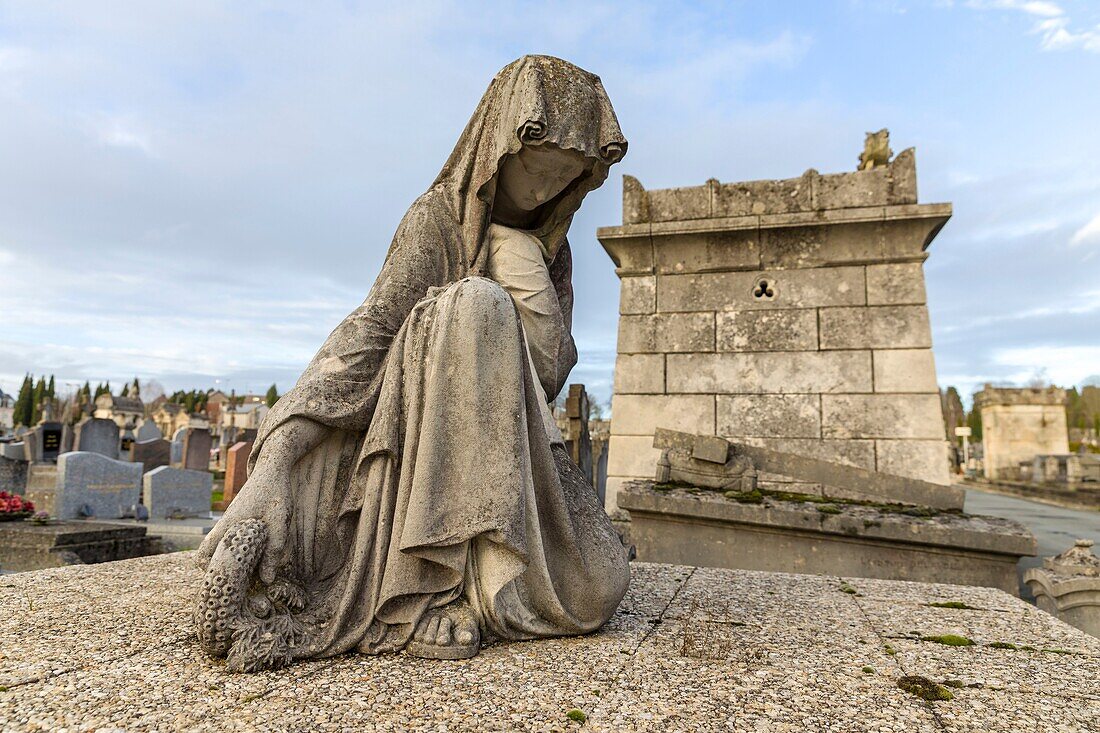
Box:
[975,385,1070,480]
[600,147,951,512]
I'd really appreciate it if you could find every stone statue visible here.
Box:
[195,56,631,672]
[858,128,892,170]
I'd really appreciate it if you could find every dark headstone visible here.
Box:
[131,438,171,473]
[73,418,120,460]
[135,419,163,442]
[182,429,212,471]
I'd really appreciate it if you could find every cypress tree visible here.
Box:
[31,377,46,424]
[121,383,129,397]
[46,375,55,398]
[13,374,33,427]
[265,384,279,408]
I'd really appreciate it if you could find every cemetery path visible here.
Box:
[965,486,1100,599]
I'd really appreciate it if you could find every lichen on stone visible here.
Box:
[897,675,954,701]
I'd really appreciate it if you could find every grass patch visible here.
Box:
[897,675,954,702]
[921,634,975,647]
[566,709,587,723]
[928,601,979,610]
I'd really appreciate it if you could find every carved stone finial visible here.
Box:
[858,129,893,171]
[1044,538,1100,577]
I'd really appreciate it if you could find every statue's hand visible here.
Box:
[197,462,292,585]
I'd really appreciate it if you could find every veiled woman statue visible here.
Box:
[194,55,631,671]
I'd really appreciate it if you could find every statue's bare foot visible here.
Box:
[405,599,481,660]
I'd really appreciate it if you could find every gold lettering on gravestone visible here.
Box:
[87,484,130,492]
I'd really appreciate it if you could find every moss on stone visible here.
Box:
[566,709,587,723]
[986,641,1018,650]
[725,488,764,504]
[884,644,897,655]
[921,634,975,647]
[816,504,842,515]
[897,675,954,701]
[928,601,979,610]
[943,679,965,689]
[861,666,876,674]
[1043,648,1074,655]
[839,583,858,594]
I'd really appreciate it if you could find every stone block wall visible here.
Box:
[976,386,1069,480]
[599,151,952,511]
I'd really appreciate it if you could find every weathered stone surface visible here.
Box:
[606,435,662,478]
[131,437,171,473]
[11,553,1097,731]
[0,521,158,572]
[54,451,142,520]
[667,351,873,394]
[875,439,950,484]
[222,440,252,506]
[716,308,818,352]
[867,262,926,305]
[715,172,813,217]
[654,230,761,273]
[618,275,655,314]
[612,353,665,394]
[822,394,944,440]
[181,428,212,471]
[1025,539,1100,639]
[170,439,183,466]
[739,437,877,471]
[758,219,885,269]
[610,395,715,436]
[873,348,939,393]
[0,454,28,494]
[717,394,821,438]
[620,482,1032,594]
[819,305,932,349]
[143,466,213,519]
[658,266,865,312]
[73,417,120,460]
[617,312,714,353]
[815,168,890,210]
[0,442,25,461]
[646,185,710,221]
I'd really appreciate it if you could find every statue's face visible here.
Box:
[496,144,588,213]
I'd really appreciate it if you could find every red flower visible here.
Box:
[23,499,34,511]
[0,491,8,500]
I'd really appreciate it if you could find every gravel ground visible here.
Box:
[0,553,1096,732]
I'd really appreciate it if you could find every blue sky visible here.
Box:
[1,0,1099,406]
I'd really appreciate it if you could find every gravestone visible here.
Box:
[131,438,171,473]
[143,466,213,519]
[182,429,212,472]
[221,440,253,507]
[0,442,26,461]
[73,418,120,460]
[0,454,28,494]
[119,429,136,459]
[54,451,142,520]
[135,419,163,442]
[170,440,183,466]
[60,423,74,454]
[22,423,63,463]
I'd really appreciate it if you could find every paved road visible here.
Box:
[964,486,1100,599]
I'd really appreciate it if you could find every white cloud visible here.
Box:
[967,0,1100,53]
[992,345,1100,386]
[1071,211,1100,246]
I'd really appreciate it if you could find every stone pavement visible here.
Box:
[1,554,1097,732]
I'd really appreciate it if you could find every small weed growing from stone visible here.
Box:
[920,634,975,647]
[566,709,587,723]
[928,601,979,610]
[897,675,954,701]
[861,666,875,674]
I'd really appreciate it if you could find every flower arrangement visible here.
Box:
[0,491,35,521]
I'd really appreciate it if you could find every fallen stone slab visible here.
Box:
[1,553,1096,731]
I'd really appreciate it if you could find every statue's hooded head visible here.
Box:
[433,55,627,275]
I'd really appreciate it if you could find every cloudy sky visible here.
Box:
[1,0,1099,406]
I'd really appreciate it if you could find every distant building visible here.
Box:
[0,389,14,433]
[152,402,210,437]
[221,401,269,433]
[94,394,145,429]
[975,385,1069,480]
